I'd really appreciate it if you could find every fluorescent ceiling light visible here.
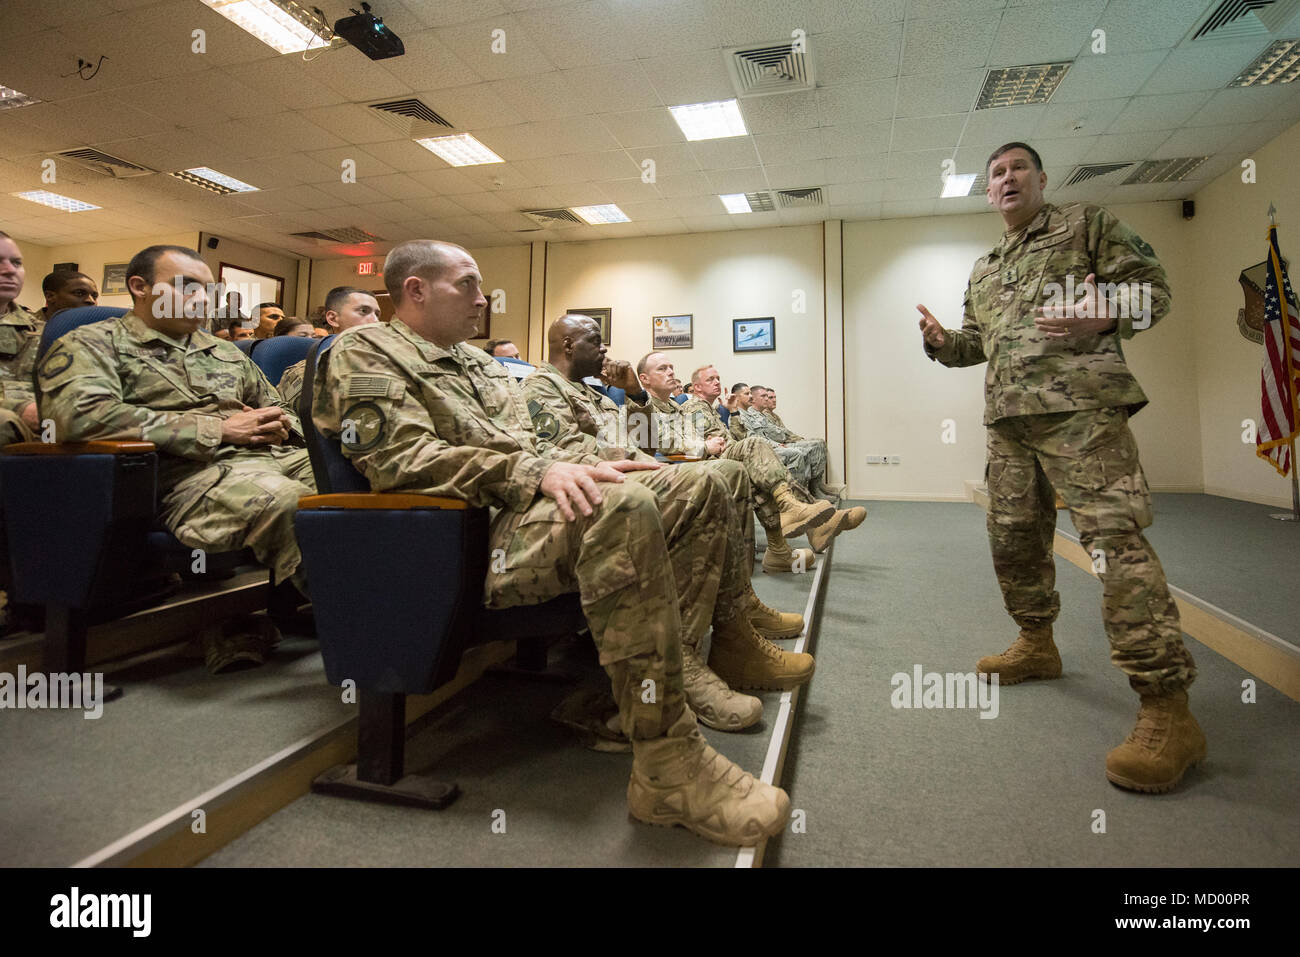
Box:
[720,193,752,214]
[199,0,332,55]
[1230,39,1300,86]
[415,133,504,166]
[975,62,1070,109]
[171,167,259,194]
[14,190,100,212]
[0,84,39,111]
[572,204,630,224]
[669,99,748,141]
[940,173,976,198]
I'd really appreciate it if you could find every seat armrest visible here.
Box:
[3,441,156,456]
[298,492,470,510]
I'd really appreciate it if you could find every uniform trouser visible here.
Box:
[160,445,316,591]
[676,458,756,579]
[791,439,829,488]
[986,407,1195,696]
[0,407,35,446]
[489,469,742,739]
[718,437,788,530]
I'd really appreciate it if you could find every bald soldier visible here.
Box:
[521,314,815,730]
[0,232,43,446]
[313,240,789,846]
[38,245,315,674]
[276,286,381,408]
[918,141,1204,793]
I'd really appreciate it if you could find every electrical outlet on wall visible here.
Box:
[866,455,885,464]
[885,455,902,465]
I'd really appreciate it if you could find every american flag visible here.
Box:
[1257,224,1300,476]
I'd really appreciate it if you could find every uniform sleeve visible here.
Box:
[1089,207,1171,339]
[520,374,602,460]
[739,409,784,447]
[38,336,224,458]
[245,357,304,441]
[315,336,554,511]
[275,361,305,412]
[0,372,33,414]
[925,282,988,367]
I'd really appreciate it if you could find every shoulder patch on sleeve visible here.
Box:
[1131,235,1155,258]
[38,343,74,381]
[340,400,386,452]
[343,374,404,399]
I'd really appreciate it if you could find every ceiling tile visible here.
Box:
[1091,0,1209,55]
[821,122,891,158]
[1049,50,1168,104]
[890,114,967,151]
[605,0,720,58]
[639,51,737,105]
[987,0,1104,65]
[434,16,558,81]
[1139,38,1272,95]
[654,172,716,198]
[1032,98,1127,139]
[1184,86,1300,129]
[1084,130,1172,163]
[556,62,663,114]
[423,83,528,130]
[597,179,663,205]
[900,16,1000,77]
[826,181,885,205]
[957,104,1045,146]
[806,0,906,32]
[824,156,889,183]
[703,0,808,46]
[881,198,937,218]
[599,110,688,149]
[513,2,639,67]
[490,72,592,122]
[738,92,821,134]
[754,131,827,165]
[706,167,768,193]
[896,71,985,118]
[636,144,703,177]
[817,23,905,84]
[690,137,762,170]
[382,29,484,91]
[816,79,898,125]
[1106,92,1213,134]
[764,160,827,189]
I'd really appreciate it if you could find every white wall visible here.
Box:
[7,233,198,312]
[1186,121,1300,508]
[543,225,827,442]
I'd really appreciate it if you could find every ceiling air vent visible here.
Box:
[522,208,584,228]
[1061,163,1133,187]
[290,226,384,244]
[725,40,815,97]
[1191,0,1300,41]
[776,187,824,207]
[368,98,455,138]
[55,148,155,178]
[1121,157,1208,184]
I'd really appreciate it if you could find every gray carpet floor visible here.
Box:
[201,566,819,867]
[1058,492,1299,645]
[767,500,1299,867]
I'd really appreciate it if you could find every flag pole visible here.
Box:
[1267,202,1300,521]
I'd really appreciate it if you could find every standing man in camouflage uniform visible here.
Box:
[918,142,1204,793]
[314,241,789,846]
[522,315,815,728]
[0,233,42,446]
[276,286,380,409]
[38,245,315,673]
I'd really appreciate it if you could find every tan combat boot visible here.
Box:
[746,586,804,639]
[1105,691,1207,793]
[773,482,834,538]
[762,539,816,575]
[203,616,280,675]
[976,625,1062,685]
[709,616,815,691]
[682,639,763,731]
[628,716,790,846]
[807,506,868,553]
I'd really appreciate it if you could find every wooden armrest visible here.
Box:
[664,454,702,463]
[2,441,156,456]
[298,493,470,510]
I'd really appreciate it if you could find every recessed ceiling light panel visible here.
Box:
[720,193,752,214]
[940,173,976,198]
[416,133,504,166]
[14,190,100,212]
[669,99,748,140]
[572,204,630,224]
[1230,38,1300,86]
[975,62,1071,109]
[170,167,259,194]
[0,85,39,111]
[200,0,332,55]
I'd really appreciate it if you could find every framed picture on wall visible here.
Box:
[102,263,129,295]
[569,307,611,345]
[652,314,692,349]
[733,317,775,352]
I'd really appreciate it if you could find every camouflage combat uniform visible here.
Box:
[627,392,789,531]
[726,408,748,442]
[926,201,1194,695]
[0,304,42,445]
[521,362,757,578]
[276,358,306,411]
[313,320,746,740]
[740,407,827,490]
[38,312,315,587]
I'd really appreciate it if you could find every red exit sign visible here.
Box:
[357,261,375,276]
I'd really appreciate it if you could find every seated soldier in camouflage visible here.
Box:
[633,352,852,569]
[314,240,789,846]
[36,269,99,323]
[0,232,43,447]
[276,286,380,408]
[38,245,315,674]
[522,314,815,729]
[726,382,752,442]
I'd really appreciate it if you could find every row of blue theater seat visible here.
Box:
[0,306,585,807]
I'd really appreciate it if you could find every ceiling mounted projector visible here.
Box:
[333,2,404,60]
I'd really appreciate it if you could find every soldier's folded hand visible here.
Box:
[600,359,639,393]
[916,304,945,348]
[704,435,727,456]
[1034,272,1115,339]
[540,461,613,521]
[603,458,660,474]
[19,400,38,430]
[221,406,291,446]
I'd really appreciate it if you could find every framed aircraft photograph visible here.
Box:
[733,317,775,352]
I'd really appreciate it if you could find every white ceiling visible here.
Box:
[0,0,1298,259]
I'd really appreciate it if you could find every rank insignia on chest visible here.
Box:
[1001,266,1018,286]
